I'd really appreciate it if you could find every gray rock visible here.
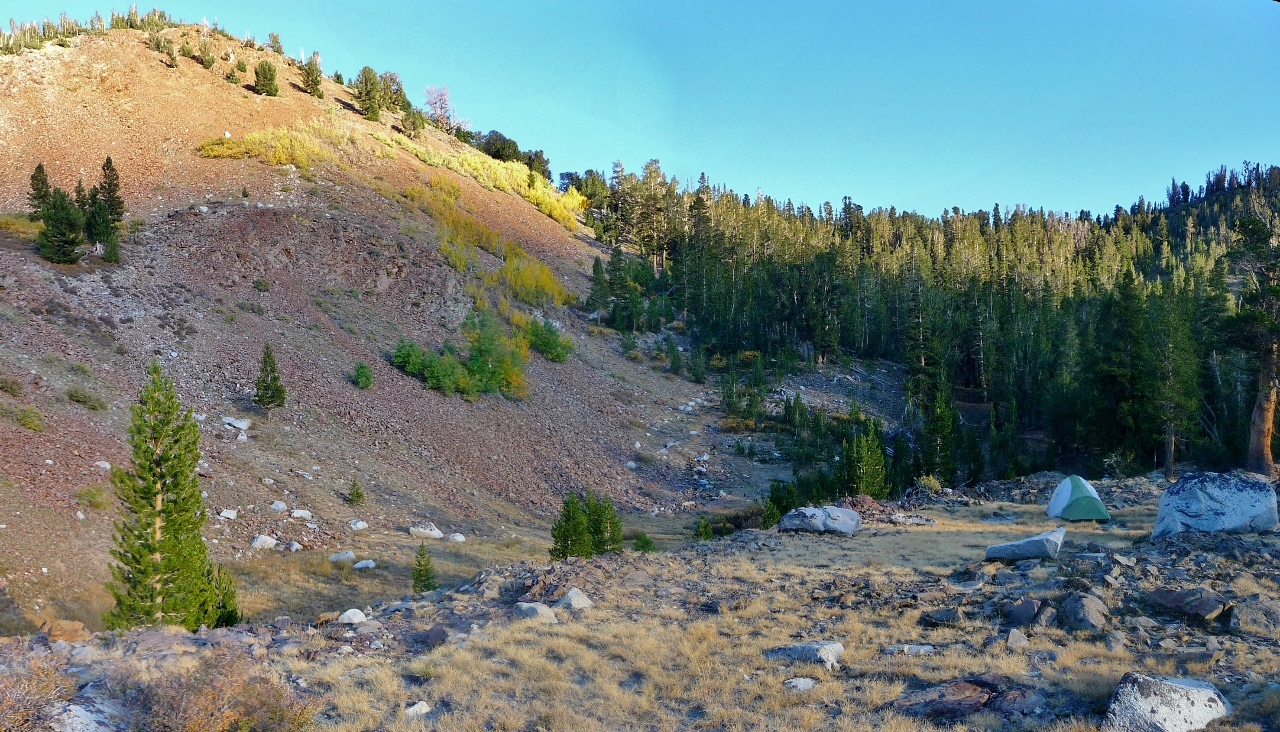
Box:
[776,506,862,535]
[329,550,356,562]
[222,416,251,431]
[1003,598,1041,627]
[1229,598,1280,636]
[1151,471,1278,539]
[448,532,466,543]
[290,509,312,520]
[784,677,816,692]
[353,560,376,569]
[337,608,367,625]
[250,535,277,550]
[286,541,302,552]
[218,509,237,520]
[514,602,558,624]
[349,520,369,531]
[763,640,844,670]
[985,527,1066,561]
[1063,592,1109,631]
[409,523,444,539]
[404,701,432,718]
[1006,629,1030,650]
[553,587,594,611]
[1101,672,1230,732]
[270,501,287,511]
[884,644,935,656]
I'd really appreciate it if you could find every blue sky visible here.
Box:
[15,1,1280,214]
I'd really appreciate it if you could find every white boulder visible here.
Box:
[784,677,816,692]
[404,701,432,718]
[94,460,111,470]
[409,523,444,539]
[286,542,302,552]
[337,608,367,625]
[1101,672,1230,732]
[448,533,466,543]
[776,506,862,535]
[270,501,288,511]
[218,509,237,520]
[763,641,845,670]
[553,587,594,611]
[250,535,277,550]
[291,509,312,520]
[349,520,369,531]
[329,550,356,562]
[985,527,1066,561]
[1151,471,1278,539]
[222,416,251,431]
[353,560,376,569]
[514,602,558,623]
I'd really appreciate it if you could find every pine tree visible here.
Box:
[354,66,381,121]
[254,60,278,96]
[28,163,50,221]
[586,256,610,323]
[346,479,365,505]
[412,543,437,592]
[266,32,283,55]
[84,190,117,249]
[74,179,89,213]
[35,187,85,264]
[694,516,714,540]
[98,156,125,225]
[689,348,707,384]
[584,490,622,555]
[632,532,656,552]
[253,342,286,418]
[105,360,238,631]
[549,493,592,560]
[665,334,682,375]
[301,52,324,98]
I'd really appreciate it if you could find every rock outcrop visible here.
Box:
[1151,471,1278,539]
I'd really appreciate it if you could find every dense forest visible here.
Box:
[562,161,1280,493]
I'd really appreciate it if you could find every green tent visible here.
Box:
[1047,475,1111,521]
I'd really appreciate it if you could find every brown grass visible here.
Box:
[0,643,77,731]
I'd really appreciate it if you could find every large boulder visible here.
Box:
[553,587,594,611]
[409,523,444,539]
[514,602,558,624]
[250,535,277,550]
[1062,592,1109,631]
[1229,597,1280,636]
[776,506,862,535]
[985,527,1066,561]
[1101,673,1230,732]
[762,640,845,670]
[1151,471,1278,539]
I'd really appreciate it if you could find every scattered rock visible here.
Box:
[883,644,935,656]
[94,460,110,470]
[1101,672,1231,732]
[893,674,1013,721]
[337,609,367,625]
[218,509,237,520]
[1229,597,1280,636]
[985,527,1066,561]
[1147,587,1229,622]
[270,501,287,511]
[448,533,466,543]
[1006,629,1030,650]
[1151,471,1278,539]
[1003,598,1042,627]
[409,523,444,539]
[921,607,966,627]
[762,641,844,670]
[353,560,376,569]
[250,535,277,550]
[329,550,356,562]
[1063,592,1109,631]
[553,587,594,611]
[776,506,862,535]
[349,520,369,531]
[222,416,251,431]
[286,541,302,552]
[1106,630,1128,651]
[513,602,558,623]
[784,677,816,692]
[290,509,312,520]
[404,701,432,718]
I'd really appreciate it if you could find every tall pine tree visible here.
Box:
[28,163,50,221]
[35,187,85,264]
[105,361,238,631]
[98,156,125,225]
[549,493,592,560]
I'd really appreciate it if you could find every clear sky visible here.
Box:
[14,1,1280,214]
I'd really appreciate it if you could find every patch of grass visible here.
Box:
[66,385,107,411]
[236,301,266,315]
[0,213,42,241]
[252,278,270,292]
[0,403,44,431]
[198,114,355,170]
[75,484,110,510]
[72,362,91,376]
[0,378,21,398]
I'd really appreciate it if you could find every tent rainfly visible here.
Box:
[1047,475,1111,521]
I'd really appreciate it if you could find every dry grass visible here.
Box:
[0,643,77,731]
[0,213,41,240]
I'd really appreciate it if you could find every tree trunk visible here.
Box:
[1164,420,1175,481]
[1247,341,1277,476]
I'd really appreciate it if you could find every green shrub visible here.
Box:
[526,318,573,361]
[694,517,714,540]
[412,543,437,592]
[689,348,707,383]
[761,501,780,528]
[0,403,44,431]
[267,32,283,55]
[67,385,107,411]
[0,377,22,397]
[632,532,656,552]
[354,66,381,120]
[346,480,364,505]
[76,484,109,509]
[252,278,270,292]
[235,58,246,73]
[352,361,373,389]
[254,60,278,96]
[236,301,265,315]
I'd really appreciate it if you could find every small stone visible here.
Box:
[1063,592,1109,631]
[409,523,444,539]
[286,542,302,552]
[884,644,935,656]
[1006,629,1030,650]
[219,509,237,520]
[1106,630,1127,651]
[784,677,816,692]
[349,520,369,531]
[448,533,466,543]
[513,602,558,624]
[762,641,844,670]
[337,609,367,625]
[270,501,287,511]
[250,535,277,550]
[94,460,110,469]
[329,550,356,562]
[985,527,1067,562]
[405,701,432,718]
[290,509,312,520]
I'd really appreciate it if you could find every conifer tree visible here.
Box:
[74,179,89,213]
[84,189,117,250]
[253,342,286,418]
[584,490,623,555]
[28,162,50,221]
[266,32,283,55]
[98,156,125,225]
[632,532,656,552]
[35,187,85,264]
[549,493,592,560]
[665,334,682,375]
[412,543,437,592]
[694,516,713,540]
[346,479,365,505]
[586,256,610,323]
[354,66,381,121]
[105,361,238,631]
[254,60,278,96]
[301,52,323,98]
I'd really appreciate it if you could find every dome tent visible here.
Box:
[1047,475,1111,521]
